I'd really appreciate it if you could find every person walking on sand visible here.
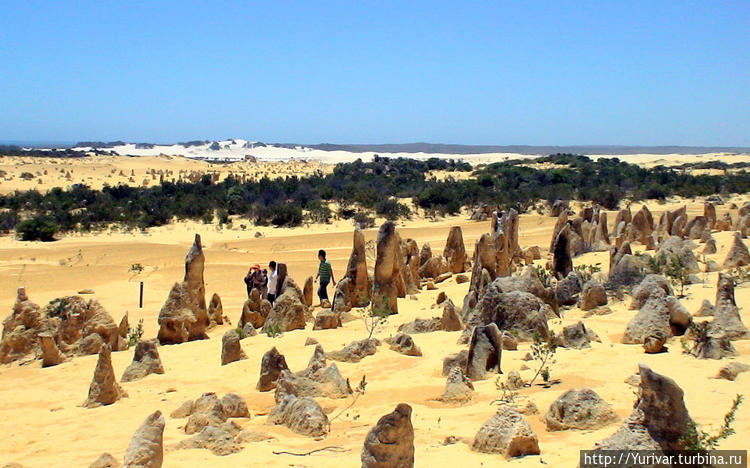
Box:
[314,249,335,305]
[267,260,278,305]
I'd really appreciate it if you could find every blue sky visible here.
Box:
[1,1,748,145]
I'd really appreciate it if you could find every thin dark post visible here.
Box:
[139,281,144,308]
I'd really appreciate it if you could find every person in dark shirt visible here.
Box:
[314,249,335,304]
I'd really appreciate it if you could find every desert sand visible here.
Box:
[0,155,748,467]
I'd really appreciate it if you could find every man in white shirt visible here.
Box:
[266,261,278,305]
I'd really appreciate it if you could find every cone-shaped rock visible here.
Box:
[372,221,401,315]
[723,231,750,269]
[123,410,165,468]
[443,226,468,274]
[220,330,247,365]
[157,234,209,344]
[84,344,127,408]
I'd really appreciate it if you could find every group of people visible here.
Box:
[243,260,280,305]
[243,249,336,306]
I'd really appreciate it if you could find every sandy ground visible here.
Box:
[0,189,749,467]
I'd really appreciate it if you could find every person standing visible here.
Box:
[267,260,278,305]
[314,249,335,305]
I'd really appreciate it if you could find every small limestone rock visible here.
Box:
[304,337,318,346]
[268,394,329,437]
[556,321,600,349]
[716,362,750,381]
[256,347,289,392]
[581,280,608,311]
[385,333,422,357]
[471,405,540,457]
[122,340,165,382]
[326,338,380,363]
[440,366,473,403]
[545,388,617,431]
[89,453,121,468]
[221,330,247,366]
[39,332,64,367]
[361,403,414,468]
[313,310,342,330]
[643,332,667,354]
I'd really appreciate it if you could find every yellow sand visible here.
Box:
[0,158,748,467]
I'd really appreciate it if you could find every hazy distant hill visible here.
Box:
[274,142,750,155]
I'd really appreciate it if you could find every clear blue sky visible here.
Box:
[1,1,749,145]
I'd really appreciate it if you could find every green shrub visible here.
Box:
[16,217,58,241]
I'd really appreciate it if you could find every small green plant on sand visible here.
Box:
[574,263,602,284]
[127,318,144,347]
[265,323,282,338]
[492,376,518,405]
[528,330,557,386]
[534,265,553,288]
[680,394,744,450]
[362,294,391,340]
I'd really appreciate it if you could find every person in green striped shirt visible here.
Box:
[314,249,336,305]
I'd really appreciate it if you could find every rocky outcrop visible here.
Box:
[473,286,550,341]
[581,280,608,310]
[361,403,414,468]
[466,323,502,380]
[716,212,733,231]
[302,277,314,307]
[556,271,582,306]
[220,330,247,365]
[440,366,474,403]
[123,410,164,468]
[716,362,750,381]
[442,350,469,376]
[627,205,654,247]
[545,388,617,431]
[556,321,600,349]
[312,310,342,330]
[468,210,520,297]
[84,344,127,408]
[551,224,573,279]
[385,333,422,357]
[594,364,693,451]
[443,226,469,273]
[1,287,128,364]
[268,380,329,437]
[372,221,402,315]
[490,266,559,316]
[327,338,380,363]
[704,202,717,229]
[157,234,210,344]
[623,277,691,344]
[208,293,223,326]
[278,345,353,399]
[723,232,750,269]
[712,273,750,339]
[90,453,121,468]
[262,285,307,333]
[239,289,270,329]
[122,340,164,382]
[471,405,540,457]
[643,331,667,354]
[440,299,463,331]
[256,347,289,392]
[656,236,699,273]
[39,332,64,367]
